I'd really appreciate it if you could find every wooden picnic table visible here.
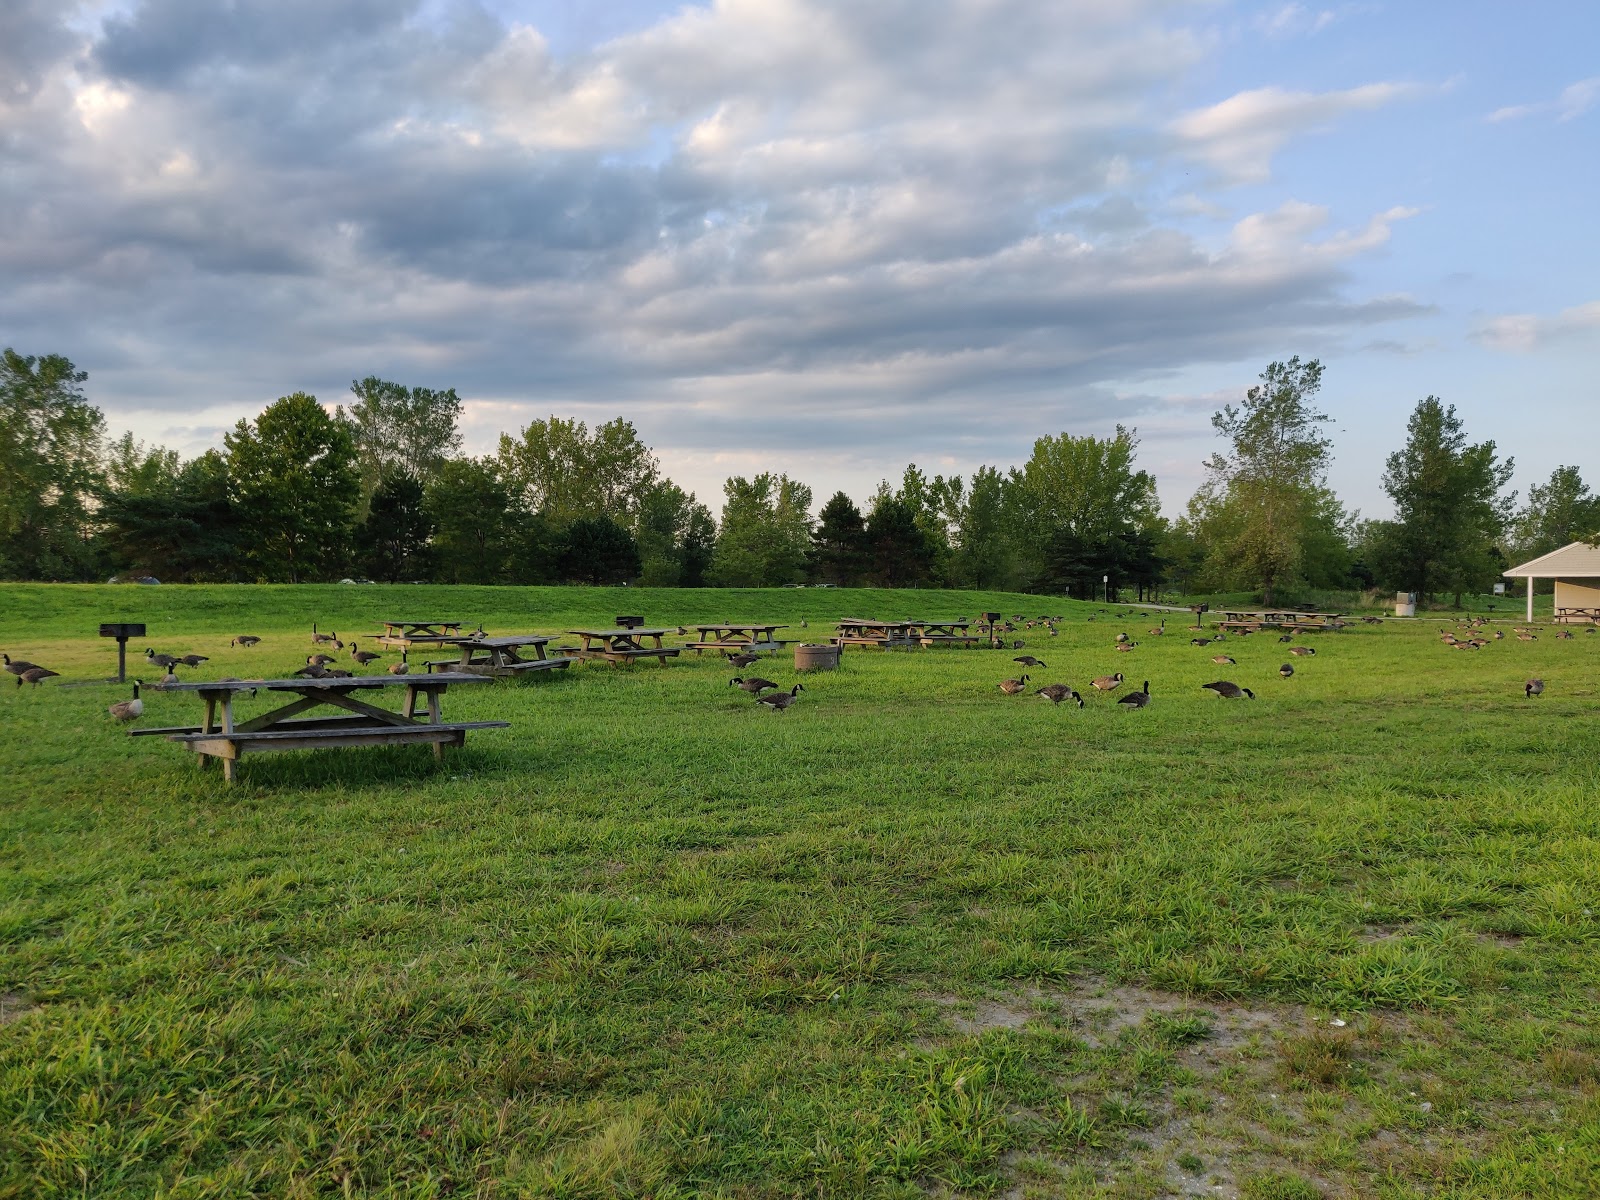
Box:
[1216,609,1344,631]
[909,620,980,647]
[130,674,506,783]
[430,634,574,677]
[833,618,918,649]
[373,619,472,653]
[567,628,681,665]
[1555,606,1600,624]
[683,623,790,653]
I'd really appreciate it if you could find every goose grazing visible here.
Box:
[350,643,383,665]
[295,662,328,679]
[1013,655,1046,668]
[1190,638,1211,647]
[1035,683,1082,706]
[108,680,144,722]
[1288,646,1316,657]
[730,676,779,694]
[388,661,410,675]
[1117,680,1151,708]
[306,653,337,667]
[999,675,1030,695]
[230,635,261,647]
[1279,663,1294,678]
[1091,672,1125,692]
[1201,680,1254,700]
[756,683,804,711]
[3,654,39,676]
[321,667,354,678]
[145,648,176,669]
[1525,678,1544,698]
[1012,639,1027,650]
[311,623,339,645]
[175,654,209,668]
[727,652,760,668]
[17,667,59,687]
[1211,654,1235,665]
[1278,633,1293,643]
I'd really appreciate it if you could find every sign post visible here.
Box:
[99,623,147,683]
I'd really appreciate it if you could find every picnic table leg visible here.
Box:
[223,757,235,784]
[203,695,216,734]
[426,688,443,760]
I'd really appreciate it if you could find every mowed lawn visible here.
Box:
[2,585,1598,1200]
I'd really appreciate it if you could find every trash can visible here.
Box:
[1394,591,1416,618]
[795,643,841,671]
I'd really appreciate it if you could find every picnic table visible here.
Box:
[567,627,681,665]
[833,619,918,649]
[1555,606,1600,624]
[682,623,790,654]
[910,620,980,647]
[1215,609,1344,632]
[429,634,574,677]
[373,619,469,654]
[130,674,506,783]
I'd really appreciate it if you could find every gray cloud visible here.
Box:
[0,0,1434,510]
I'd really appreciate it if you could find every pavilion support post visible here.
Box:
[1527,577,1534,624]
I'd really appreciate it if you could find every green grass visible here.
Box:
[2,585,1598,1198]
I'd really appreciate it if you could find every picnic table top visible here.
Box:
[441,634,554,648]
[692,623,788,632]
[1218,609,1343,619]
[568,627,673,638]
[157,674,490,693]
[836,618,916,628]
[913,619,973,628]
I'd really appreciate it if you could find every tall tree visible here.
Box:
[556,516,641,585]
[950,465,1016,589]
[224,392,359,582]
[710,473,813,587]
[339,377,463,508]
[0,350,105,579]
[1190,358,1334,604]
[679,502,716,588]
[865,493,934,587]
[425,457,517,584]
[808,491,870,586]
[634,481,712,587]
[1511,465,1600,560]
[98,448,240,582]
[1377,396,1514,605]
[359,472,435,582]
[497,416,660,527]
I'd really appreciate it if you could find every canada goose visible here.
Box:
[1189,638,1211,647]
[306,653,337,667]
[145,648,177,669]
[231,635,261,647]
[350,643,383,665]
[1115,642,1137,652]
[175,654,209,668]
[1517,634,1537,642]
[1117,680,1151,708]
[322,667,354,678]
[3,654,39,675]
[800,618,808,629]
[1494,630,1505,640]
[1091,672,1124,692]
[1013,655,1046,668]
[1201,680,1254,699]
[1278,633,1293,643]
[1148,620,1166,636]
[388,661,410,675]
[17,667,59,687]
[1012,639,1027,650]
[1556,629,1573,640]
[727,652,760,668]
[1279,663,1294,678]
[1288,646,1316,657]
[295,662,328,678]
[1036,683,1084,707]
[1212,654,1235,665]
[1525,678,1544,698]
[999,675,1030,695]
[158,666,182,688]
[730,676,778,693]
[311,623,338,645]
[1116,632,1130,643]
[108,681,144,721]
[756,684,804,711]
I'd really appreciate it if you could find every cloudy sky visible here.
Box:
[3,0,1596,516]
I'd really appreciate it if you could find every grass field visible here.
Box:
[2,585,1597,1199]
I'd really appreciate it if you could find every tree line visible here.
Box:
[2,348,1595,601]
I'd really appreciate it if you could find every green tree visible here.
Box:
[0,350,105,579]
[950,465,1017,589]
[1511,465,1600,561]
[710,473,813,587]
[339,377,462,510]
[865,493,934,587]
[497,416,660,527]
[98,448,240,581]
[1189,358,1334,604]
[557,516,641,585]
[424,457,518,584]
[808,491,870,586]
[359,472,435,582]
[1377,396,1514,605]
[679,503,716,588]
[224,392,359,582]
[634,481,713,587]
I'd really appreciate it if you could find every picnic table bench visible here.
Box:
[130,674,505,783]
[682,623,790,653]
[372,619,470,654]
[428,634,574,677]
[1555,606,1600,624]
[567,628,681,665]
[833,619,918,649]
[911,620,980,647]
[1216,610,1344,632]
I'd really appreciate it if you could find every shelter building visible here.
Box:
[1503,541,1600,623]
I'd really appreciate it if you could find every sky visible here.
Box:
[2,0,1596,518]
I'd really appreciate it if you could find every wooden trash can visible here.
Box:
[795,643,841,671]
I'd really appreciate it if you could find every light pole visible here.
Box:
[1102,575,1108,604]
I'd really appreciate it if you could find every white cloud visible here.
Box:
[1173,82,1420,184]
[1487,76,1600,124]
[1473,301,1600,352]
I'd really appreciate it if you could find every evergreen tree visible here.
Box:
[425,457,517,584]
[809,491,870,585]
[865,493,933,587]
[557,516,641,585]
[359,472,435,582]
[98,449,240,581]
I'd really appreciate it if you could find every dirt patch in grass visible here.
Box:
[0,993,37,1025]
